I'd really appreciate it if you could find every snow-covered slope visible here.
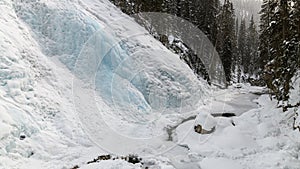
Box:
[1,0,299,169]
[0,0,208,168]
[0,0,101,168]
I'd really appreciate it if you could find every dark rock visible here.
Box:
[85,154,142,166]
[211,113,236,117]
[222,113,236,117]
[20,134,26,140]
[126,154,142,164]
[71,165,79,169]
[87,154,111,164]
[97,155,111,160]
[194,125,202,133]
[194,124,216,134]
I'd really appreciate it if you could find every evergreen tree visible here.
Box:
[258,0,275,70]
[216,0,236,83]
[110,0,221,84]
[290,0,300,67]
[259,0,299,107]
[245,15,259,76]
[195,0,220,44]
[238,18,247,78]
[231,18,240,83]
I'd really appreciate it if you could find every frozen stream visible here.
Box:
[164,86,264,169]
[211,89,260,116]
[167,87,262,141]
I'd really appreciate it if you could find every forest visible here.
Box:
[110,0,300,110]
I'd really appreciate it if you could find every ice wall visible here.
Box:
[14,0,208,138]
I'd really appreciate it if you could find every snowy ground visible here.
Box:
[175,84,300,169]
[0,0,299,169]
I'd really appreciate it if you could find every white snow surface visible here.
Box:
[177,85,300,169]
[0,0,299,169]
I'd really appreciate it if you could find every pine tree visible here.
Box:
[196,0,220,44]
[259,0,275,70]
[111,0,243,85]
[290,0,300,67]
[238,18,247,78]
[216,0,236,83]
[230,17,239,83]
[235,18,239,37]
[259,0,299,107]
[245,15,259,76]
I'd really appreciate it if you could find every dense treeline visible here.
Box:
[110,0,221,82]
[259,0,299,106]
[110,0,299,107]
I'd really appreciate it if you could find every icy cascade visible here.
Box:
[14,1,100,69]
[12,0,209,151]
[0,0,207,167]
